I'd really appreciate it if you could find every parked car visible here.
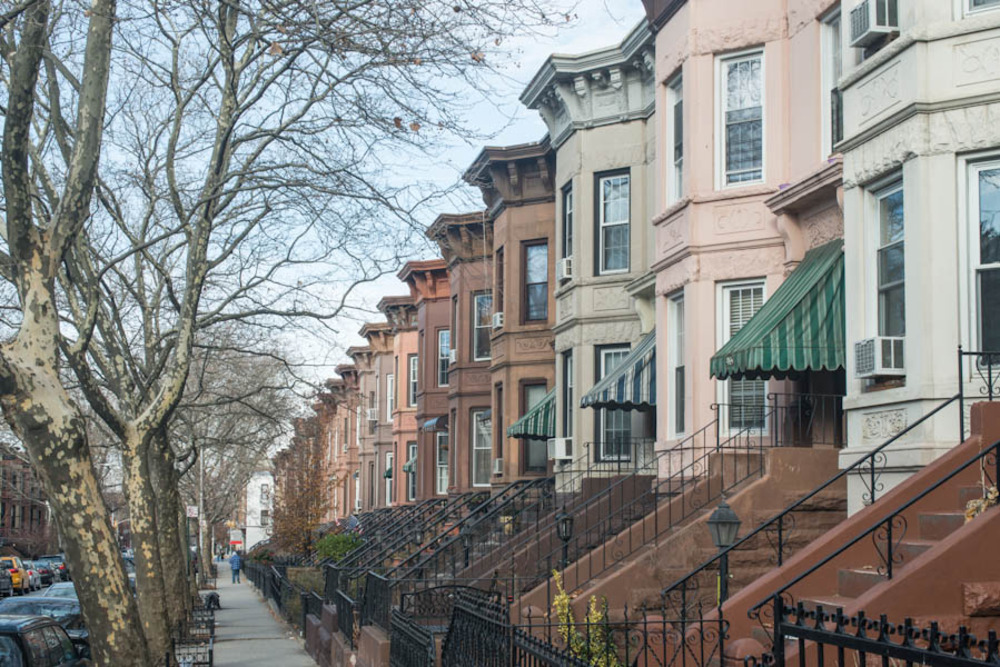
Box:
[0,570,13,598]
[22,565,40,593]
[37,556,68,582]
[29,562,54,588]
[0,558,29,595]
[0,615,90,665]
[40,584,76,600]
[0,598,89,659]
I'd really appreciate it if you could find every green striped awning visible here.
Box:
[580,332,656,411]
[710,239,845,381]
[506,389,555,441]
[402,457,416,473]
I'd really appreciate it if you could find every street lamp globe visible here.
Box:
[707,500,741,550]
[555,508,574,543]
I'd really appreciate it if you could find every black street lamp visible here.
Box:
[555,507,574,569]
[461,527,473,569]
[706,500,741,606]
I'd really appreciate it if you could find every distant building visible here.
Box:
[243,469,273,552]
[0,453,51,556]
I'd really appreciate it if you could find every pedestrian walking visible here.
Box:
[229,551,242,584]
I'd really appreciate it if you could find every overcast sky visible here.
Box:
[292,1,648,384]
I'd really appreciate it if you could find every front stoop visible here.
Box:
[356,626,390,667]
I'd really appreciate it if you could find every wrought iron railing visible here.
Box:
[748,432,1000,639]
[661,393,960,622]
[389,608,436,667]
[440,591,513,667]
[361,571,391,632]
[746,604,1000,667]
[767,392,844,448]
[335,587,358,650]
[959,348,1000,439]
[337,499,445,572]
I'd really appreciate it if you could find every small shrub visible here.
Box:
[315,533,363,562]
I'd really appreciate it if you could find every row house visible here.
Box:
[464,142,557,481]
[356,323,397,511]
[377,295,420,506]
[426,213,495,491]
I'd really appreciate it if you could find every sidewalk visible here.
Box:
[211,560,316,667]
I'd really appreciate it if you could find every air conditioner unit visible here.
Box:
[366,408,378,422]
[547,437,573,462]
[557,256,573,281]
[492,458,504,475]
[849,0,898,48]
[355,498,362,511]
[448,349,457,364]
[492,311,505,330]
[855,337,905,378]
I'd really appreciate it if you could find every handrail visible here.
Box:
[660,393,960,617]
[750,430,999,620]
[339,499,441,569]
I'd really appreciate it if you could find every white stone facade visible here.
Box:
[244,470,273,551]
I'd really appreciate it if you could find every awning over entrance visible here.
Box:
[506,389,555,441]
[402,457,416,474]
[710,239,845,381]
[580,332,656,411]
[383,467,392,479]
[422,415,448,432]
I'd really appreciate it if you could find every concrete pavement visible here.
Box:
[211,560,315,667]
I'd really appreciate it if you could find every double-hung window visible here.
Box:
[822,11,843,155]
[876,183,905,337]
[406,442,417,501]
[435,432,449,495]
[562,351,573,439]
[597,173,630,274]
[670,295,686,436]
[384,452,394,506]
[719,51,764,186]
[970,162,1000,351]
[385,374,395,421]
[667,75,683,203]
[524,243,548,321]
[471,409,491,487]
[407,354,418,406]
[473,292,492,360]
[596,346,632,460]
[968,0,1000,14]
[720,283,766,432]
[562,185,573,259]
[523,384,549,471]
[437,330,450,386]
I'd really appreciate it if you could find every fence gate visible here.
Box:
[441,591,511,667]
[389,609,435,667]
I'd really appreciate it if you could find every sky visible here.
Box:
[291,0,648,384]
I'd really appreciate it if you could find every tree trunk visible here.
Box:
[149,432,190,629]
[123,438,172,658]
[0,285,150,666]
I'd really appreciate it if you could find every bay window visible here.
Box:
[667,75,683,202]
[407,354,418,406]
[407,441,417,501]
[719,51,764,186]
[562,185,573,259]
[970,162,1000,351]
[438,330,450,386]
[597,173,630,274]
[524,243,548,321]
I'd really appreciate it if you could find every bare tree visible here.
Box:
[0,0,568,662]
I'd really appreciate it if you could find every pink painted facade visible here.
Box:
[378,296,420,506]
[645,0,845,446]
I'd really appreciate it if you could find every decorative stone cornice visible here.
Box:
[397,259,450,302]
[765,157,843,216]
[521,20,655,148]
[426,212,494,266]
[377,295,417,332]
[359,321,394,353]
[346,346,374,372]
[334,364,358,388]
[463,139,555,211]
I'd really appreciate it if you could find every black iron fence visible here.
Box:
[767,392,844,448]
[747,603,1000,667]
[361,571,391,632]
[389,609,436,667]
[335,587,359,650]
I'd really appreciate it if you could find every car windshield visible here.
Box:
[42,585,76,599]
[0,600,80,626]
[0,636,24,667]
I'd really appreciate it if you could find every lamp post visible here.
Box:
[706,500,741,606]
[555,507,574,569]
[461,527,472,569]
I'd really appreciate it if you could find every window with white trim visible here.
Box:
[597,173,630,274]
[406,441,417,501]
[437,330,450,386]
[822,11,843,156]
[524,243,548,321]
[596,346,632,460]
[385,452,394,506]
[719,51,764,186]
[473,292,492,360]
[667,75,683,203]
[562,185,573,259]
[471,409,491,487]
[523,384,549,472]
[876,183,905,337]
[386,374,395,421]
[435,432,449,495]
[720,283,766,432]
[407,354,418,406]
[670,295,686,436]
[562,351,573,439]
[968,0,1000,14]
[970,161,1000,351]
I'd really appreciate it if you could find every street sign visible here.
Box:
[186,505,199,518]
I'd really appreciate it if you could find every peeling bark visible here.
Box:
[150,432,191,629]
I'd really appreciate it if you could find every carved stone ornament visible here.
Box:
[862,409,908,442]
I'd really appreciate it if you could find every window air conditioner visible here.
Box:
[849,0,898,48]
[492,458,504,475]
[557,256,574,282]
[492,312,505,330]
[855,337,905,378]
[448,349,457,364]
[547,437,573,462]
[366,408,378,422]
